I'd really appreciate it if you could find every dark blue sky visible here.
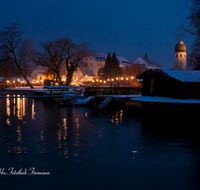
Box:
[0,0,193,69]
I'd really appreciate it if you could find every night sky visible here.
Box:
[0,0,193,69]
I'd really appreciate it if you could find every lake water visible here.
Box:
[0,97,200,190]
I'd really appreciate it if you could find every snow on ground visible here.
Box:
[96,95,142,98]
[6,86,44,91]
[76,96,95,104]
[130,96,200,103]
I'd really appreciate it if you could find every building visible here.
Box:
[174,38,187,70]
[131,54,163,70]
[137,69,200,99]
[78,52,131,78]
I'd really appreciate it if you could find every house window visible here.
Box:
[86,58,88,60]
[184,54,185,57]
[180,54,182,57]
[91,63,92,66]
[98,63,99,66]
[90,58,92,60]
[91,70,92,73]
[86,69,87,73]
[176,54,178,58]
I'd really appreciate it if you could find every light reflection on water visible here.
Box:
[0,97,200,190]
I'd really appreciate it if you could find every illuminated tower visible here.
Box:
[174,38,187,70]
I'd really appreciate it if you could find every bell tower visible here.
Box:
[174,38,187,70]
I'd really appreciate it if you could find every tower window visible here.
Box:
[184,54,185,57]
[91,70,92,73]
[176,54,178,58]
[91,63,92,66]
[180,54,182,57]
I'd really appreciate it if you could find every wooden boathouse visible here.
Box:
[136,69,200,99]
[124,69,200,116]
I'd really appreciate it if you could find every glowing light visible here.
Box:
[131,76,134,79]
[100,80,102,83]
[107,79,110,81]
[111,78,114,81]
[104,81,106,83]
[96,79,99,82]
[116,77,118,80]
[126,78,129,80]
[121,77,124,80]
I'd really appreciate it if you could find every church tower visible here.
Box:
[174,38,187,70]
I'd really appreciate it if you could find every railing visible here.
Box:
[84,87,142,97]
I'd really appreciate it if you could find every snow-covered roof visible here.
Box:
[138,69,200,82]
[11,77,33,81]
[162,70,200,82]
[87,52,131,65]
[131,55,163,69]
[0,77,33,81]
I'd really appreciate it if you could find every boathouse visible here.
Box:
[136,69,200,99]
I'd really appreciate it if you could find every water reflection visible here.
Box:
[1,98,200,190]
[17,95,25,120]
[17,125,22,142]
[6,94,10,116]
[31,99,36,120]
[110,110,124,125]
[5,95,37,125]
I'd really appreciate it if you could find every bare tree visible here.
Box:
[0,23,35,88]
[65,42,90,86]
[176,0,200,68]
[122,64,146,77]
[34,37,73,85]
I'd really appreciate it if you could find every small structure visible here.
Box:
[136,69,200,99]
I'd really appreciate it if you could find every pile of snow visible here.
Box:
[130,96,200,103]
[75,96,95,105]
[43,86,69,90]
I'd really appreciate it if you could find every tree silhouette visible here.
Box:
[0,24,35,88]
[101,52,122,79]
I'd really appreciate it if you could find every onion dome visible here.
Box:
[175,38,186,52]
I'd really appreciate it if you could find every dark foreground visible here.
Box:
[0,98,200,190]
